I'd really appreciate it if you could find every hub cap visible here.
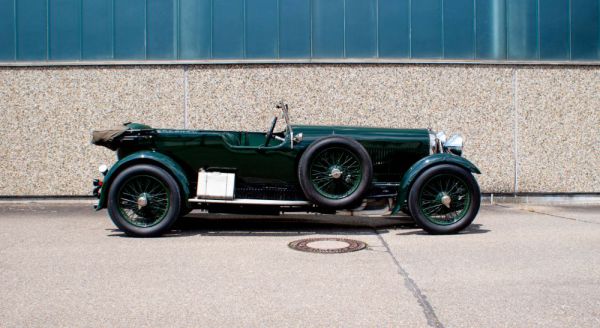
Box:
[137,194,149,208]
[330,167,343,179]
[117,175,170,228]
[418,174,471,225]
[309,147,363,200]
[440,194,451,208]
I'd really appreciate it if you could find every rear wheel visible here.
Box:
[408,164,480,234]
[108,164,181,237]
[298,136,372,209]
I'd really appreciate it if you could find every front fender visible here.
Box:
[392,154,481,214]
[96,151,190,210]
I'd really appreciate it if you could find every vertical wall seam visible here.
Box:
[144,0,147,59]
[536,0,540,59]
[176,0,180,59]
[504,0,508,59]
[13,0,17,60]
[210,0,214,59]
[512,68,519,194]
[473,0,476,59]
[375,0,379,58]
[243,0,247,58]
[183,65,189,129]
[111,0,115,59]
[441,0,445,58]
[47,0,50,60]
[568,0,572,60]
[79,0,83,60]
[343,0,346,58]
[310,0,313,58]
[276,0,280,59]
[408,0,412,58]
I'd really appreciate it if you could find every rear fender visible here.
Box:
[392,154,481,214]
[96,151,190,210]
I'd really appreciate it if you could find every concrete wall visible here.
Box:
[0,65,598,196]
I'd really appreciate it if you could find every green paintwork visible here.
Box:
[96,150,190,210]
[392,153,481,214]
[112,124,430,185]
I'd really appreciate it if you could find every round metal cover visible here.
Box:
[288,237,368,254]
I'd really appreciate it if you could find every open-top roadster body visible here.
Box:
[92,103,481,237]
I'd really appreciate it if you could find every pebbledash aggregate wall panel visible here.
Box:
[0,0,599,63]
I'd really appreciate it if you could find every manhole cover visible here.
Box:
[288,237,368,254]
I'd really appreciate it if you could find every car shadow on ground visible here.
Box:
[106,212,489,238]
[395,223,490,236]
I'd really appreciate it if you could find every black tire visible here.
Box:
[107,164,182,237]
[298,136,373,209]
[401,208,412,217]
[408,164,480,234]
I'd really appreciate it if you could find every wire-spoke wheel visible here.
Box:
[108,164,181,237]
[117,175,170,228]
[418,174,470,225]
[298,136,372,209]
[408,164,480,234]
[309,147,363,200]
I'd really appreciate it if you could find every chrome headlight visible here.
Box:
[98,164,108,175]
[444,134,464,156]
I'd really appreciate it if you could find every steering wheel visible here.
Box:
[264,116,278,146]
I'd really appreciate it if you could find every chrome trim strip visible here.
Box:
[1,58,600,67]
[189,198,311,206]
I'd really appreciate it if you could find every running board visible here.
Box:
[189,198,311,206]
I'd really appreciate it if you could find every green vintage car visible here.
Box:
[92,103,481,237]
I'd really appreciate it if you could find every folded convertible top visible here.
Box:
[92,122,152,150]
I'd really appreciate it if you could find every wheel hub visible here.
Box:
[437,193,451,208]
[137,193,149,209]
[330,167,343,179]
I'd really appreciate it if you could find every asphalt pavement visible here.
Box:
[0,202,599,327]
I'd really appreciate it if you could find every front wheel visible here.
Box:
[107,164,182,237]
[408,164,480,234]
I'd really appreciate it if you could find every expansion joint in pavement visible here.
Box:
[375,231,444,328]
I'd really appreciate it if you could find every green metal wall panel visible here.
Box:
[345,0,377,58]
[0,0,16,60]
[279,0,310,58]
[213,0,244,58]
[147,0,176,59]
[507,0,539,60]
[17,0,47,60]
[378,0,409,58]
[476,0,507,60]
[443,0,475,59]
[49,0,81,60]
[572,0,600,60]
[312,0,344,58]
[539,0,571,60]
[2,0,600,63]
[246,0,278,58]
[82,0,113,59]
[114,0,146,59]
[179,0,211,59]
[411,0,443,58]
